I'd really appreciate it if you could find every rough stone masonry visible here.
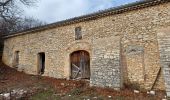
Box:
[2,0,170,96]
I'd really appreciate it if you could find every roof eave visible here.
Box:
[3,0,169,39]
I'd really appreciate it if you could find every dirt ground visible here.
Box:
[0,60,167,100]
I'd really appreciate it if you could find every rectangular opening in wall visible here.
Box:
[38,52,45,75]
[13,51,19,68]
[75,27,82,40]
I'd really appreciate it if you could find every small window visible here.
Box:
[75,27,82,40]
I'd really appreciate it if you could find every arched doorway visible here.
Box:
[70,50,90,79]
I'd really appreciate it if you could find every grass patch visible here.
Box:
[68,88,83,96]
[113,96,126,100]
[30,89,61,100]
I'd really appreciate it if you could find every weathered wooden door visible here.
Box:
[70,50,90,79]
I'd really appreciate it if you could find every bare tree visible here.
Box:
[0,17,46,34]
[16,17,46,31]
[0,0,36,22]
[0,0,40,53]
[0,0,39,34]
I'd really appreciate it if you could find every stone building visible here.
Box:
[2,0,170,95]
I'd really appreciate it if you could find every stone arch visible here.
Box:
[64,41,92,79]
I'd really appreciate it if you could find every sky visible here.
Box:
[23,0,140,23]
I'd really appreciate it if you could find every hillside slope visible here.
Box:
[0,59,166,100]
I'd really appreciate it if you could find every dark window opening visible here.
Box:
[75,27,82,40]
[13,51,19,68]
[38,52,45,75]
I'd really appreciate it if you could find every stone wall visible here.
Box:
[90,36,122,89]
[3,2,170,90]
[157,26,170,96]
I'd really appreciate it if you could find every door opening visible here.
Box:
[38,52,45,75]
[70,50,90,79]
[13,51,19,68]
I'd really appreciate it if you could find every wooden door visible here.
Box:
[70,50,90,79]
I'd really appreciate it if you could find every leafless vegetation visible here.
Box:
[0,0,36,22]
[0,0,46,34]
[0,0,46,52]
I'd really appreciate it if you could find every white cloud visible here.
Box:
[23,0,139,23]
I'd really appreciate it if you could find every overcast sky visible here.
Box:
[23,0,139,23]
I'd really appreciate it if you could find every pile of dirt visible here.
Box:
[0,62,37,92]
[41,77,89,94]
